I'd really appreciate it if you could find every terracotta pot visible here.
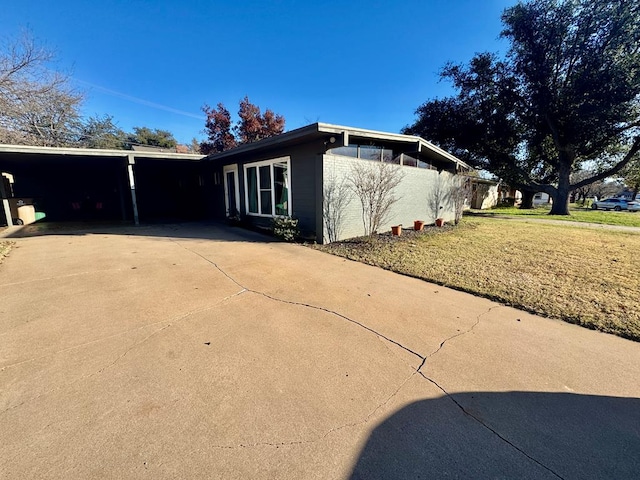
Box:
[414,220,425,231]
[435,218,445,227]
[391,225,402,236]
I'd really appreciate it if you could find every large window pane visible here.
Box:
[360,145,381,161]
[402,154,418,167]
[258,165,272,214]
[259,165,271,189]
[274,162,288,215]
[260,191,272,214]
[383,149,399,164]
[247,167,258,213]
[328,145,358,158]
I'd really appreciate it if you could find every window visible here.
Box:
[360,145,382,161]
[328,145,358,158]
[244,157,291,217]
[328,143,445,170]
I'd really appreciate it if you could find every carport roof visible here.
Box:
[0,144,205,162]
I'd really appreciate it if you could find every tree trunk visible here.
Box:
[550,161,571,215]
[519,190,535,209]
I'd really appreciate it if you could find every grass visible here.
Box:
[0,241,13,264]
[474,204,640,227]
[316,218,640,342]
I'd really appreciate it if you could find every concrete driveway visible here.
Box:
[1,223,639,479]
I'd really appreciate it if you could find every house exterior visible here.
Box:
[1,123,470,243]
[204,123,470,243]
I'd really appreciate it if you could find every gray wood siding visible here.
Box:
[211,139,325,239]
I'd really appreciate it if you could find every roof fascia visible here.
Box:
[0,144,204,160]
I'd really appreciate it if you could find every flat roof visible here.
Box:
[0,144,205,161]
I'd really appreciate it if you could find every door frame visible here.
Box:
[223,164,240,217]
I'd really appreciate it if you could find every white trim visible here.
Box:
[223,164,240,216]
[0,143,204,160]
[243,156,291,217]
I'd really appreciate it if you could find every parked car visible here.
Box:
[591,198,629,211]
[628,201,640,212]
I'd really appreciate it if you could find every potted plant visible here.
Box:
[227,211,242,226]
[391,225,402,236]
[435,218,445,227]
[414,220,425,231]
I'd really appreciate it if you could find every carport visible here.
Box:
[0,144,206,226]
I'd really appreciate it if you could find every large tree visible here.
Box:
[77,114,127,149]
[0,33,84,146]
[404,0,640,215]
[127,126,177,149]
[200,103,237,154]
[200,97,285,154]
[621,158,640,199]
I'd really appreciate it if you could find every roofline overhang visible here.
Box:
[0,144,205,160]
[205,122,471,170]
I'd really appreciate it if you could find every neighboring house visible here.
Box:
[497,187,552,206]
[617,189,640,201]
[204,123,471,243]
[468,177,499,209]
[533,192,552,205]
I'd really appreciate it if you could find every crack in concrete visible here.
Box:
[173,240,567,478]
[204,369,420,451]
[415,306,566,480]
[1,289,249,415]
[0,323,171,417]
[0,293,250,417]
[417,371,566,480]
[172,240,426,362]
[423,305,503,361]
[1,289,246,372]
[0,267,131,289]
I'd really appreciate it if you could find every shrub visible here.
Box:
[272,216,300,242]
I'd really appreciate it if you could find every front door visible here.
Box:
[223,164,240,217]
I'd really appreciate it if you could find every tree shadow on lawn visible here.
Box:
[350,391,640,480]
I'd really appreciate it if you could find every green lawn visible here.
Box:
[316,218,640,342]
[472,204,640,227]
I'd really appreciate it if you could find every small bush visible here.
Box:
[272,216,300,242]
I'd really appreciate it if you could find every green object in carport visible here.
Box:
[35,212,46,221]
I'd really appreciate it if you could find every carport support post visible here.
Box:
[127,155,140,226]
[0,176,13,227]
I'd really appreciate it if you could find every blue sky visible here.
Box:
[2,0,514,144]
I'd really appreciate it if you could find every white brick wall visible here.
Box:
[321,155,458,242]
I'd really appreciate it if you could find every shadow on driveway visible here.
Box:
[350,391,640,479]
[0,220,278,244]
